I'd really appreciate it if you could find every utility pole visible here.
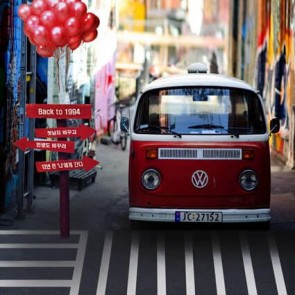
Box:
[17,7,27,219]
[17,6,36,219]
[25,44,36,212]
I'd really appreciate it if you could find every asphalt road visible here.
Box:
[0,141,294,295]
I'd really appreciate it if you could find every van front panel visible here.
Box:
[128,140,270,209]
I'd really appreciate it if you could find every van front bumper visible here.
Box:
[129,207,271,223]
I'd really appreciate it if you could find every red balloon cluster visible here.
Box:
[18,0,100,57]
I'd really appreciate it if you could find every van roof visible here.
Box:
[142,73,256,94]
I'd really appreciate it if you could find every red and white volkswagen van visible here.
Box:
[121,63,280,224]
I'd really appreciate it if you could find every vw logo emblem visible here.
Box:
[192,170,208,188]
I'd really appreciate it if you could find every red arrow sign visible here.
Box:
[14,137,75,153]
[35,125,96,140]
[36,156,99,172]
[26,104,92,119]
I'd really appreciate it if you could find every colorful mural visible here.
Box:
[259,0,294,165]
[0,0,22,214]
[229,0,295,167]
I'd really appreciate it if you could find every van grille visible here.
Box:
[159,148,242,160]
[159,148,198,159]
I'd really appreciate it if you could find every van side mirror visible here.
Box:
[120,117,129,133]
[269,118,280,134]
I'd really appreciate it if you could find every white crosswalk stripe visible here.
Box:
[96,231,113,295]
[212,232,226,295]
[184,233,196,295]
[267,233,288,295]
[240,233,258,295]
[157,233,167,295]
[127,231,139,295]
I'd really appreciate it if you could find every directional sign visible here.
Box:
[26,104,92,119]
[35,124,96,140]
[35,156,99,172]
[14,137,75,153]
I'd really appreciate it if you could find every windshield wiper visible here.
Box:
[188,124,239,138]
[137,125,182,138]
[188,124,225,129]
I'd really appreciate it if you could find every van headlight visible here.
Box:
[239,170,258,191]
[142,169,161,190]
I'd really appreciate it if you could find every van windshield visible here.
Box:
[134,87,266,136]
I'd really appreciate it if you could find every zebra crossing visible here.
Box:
[0,230,87,295]
[98,230,294,295]
[0,229,293,295]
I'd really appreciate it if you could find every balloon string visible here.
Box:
[53,48,70,100]
[54,49,61,94]
[52,43,86,102]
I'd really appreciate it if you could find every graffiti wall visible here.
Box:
[0,0,22,214]
[229,0,295,168]
[256,0,295,167]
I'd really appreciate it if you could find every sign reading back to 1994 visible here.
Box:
[26,104,92,119]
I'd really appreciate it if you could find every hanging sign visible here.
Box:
[36,156,99,172]
[35,124,95,140]
[14,137,75,153]
[26,104,92,119]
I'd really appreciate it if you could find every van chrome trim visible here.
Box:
[159,148,242,160]
[131,133,269,142]
[129,208,271,223]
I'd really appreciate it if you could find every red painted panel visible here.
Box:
[128,140,271,209]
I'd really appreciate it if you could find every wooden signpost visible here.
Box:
[14,103,99,238]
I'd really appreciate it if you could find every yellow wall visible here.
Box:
[119,0,146,32]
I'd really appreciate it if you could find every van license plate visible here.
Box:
[175,211,223,223]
